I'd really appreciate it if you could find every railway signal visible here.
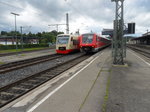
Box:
[128,23,135,34]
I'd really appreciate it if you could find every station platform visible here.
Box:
[2,48,150,112]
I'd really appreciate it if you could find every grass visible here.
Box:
[102,72,111,112]
[0,62,5,64]
[0,47,49,54]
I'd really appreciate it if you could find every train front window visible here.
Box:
[57,36,69,44]
[82,34,93,43]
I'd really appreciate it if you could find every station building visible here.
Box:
[130,32,150,45]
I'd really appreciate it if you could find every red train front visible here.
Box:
[79,33,111,53]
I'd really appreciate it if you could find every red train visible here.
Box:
[79,33,111,53]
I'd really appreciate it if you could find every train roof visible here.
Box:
[81,33,95,35]
[81,33,111,40]
[57,34,78,37]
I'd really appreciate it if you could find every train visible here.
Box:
[56,34,80,54]
[79,33,111,53]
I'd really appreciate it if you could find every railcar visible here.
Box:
[79,33,111,53]
[56,34,80,54]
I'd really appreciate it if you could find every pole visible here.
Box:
[14,15,18,51]
[11,12,19,52]
[20,26,24,51]
[66,13,69,34]
[56,24,58,32]
[111,0,125,65]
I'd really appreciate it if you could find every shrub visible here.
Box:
[0,44,49,50]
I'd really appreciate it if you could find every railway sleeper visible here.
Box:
[21,83,35,87]
[12,87,29,91]
[27,80,42,85]
[0,92,18,97]
[0,94,15,101]
[34,77,49,81]
[0,99,7,105]
[6,88,25,94]
[20,83,35,89]
[16,84,34,90]
[43,74,56,78]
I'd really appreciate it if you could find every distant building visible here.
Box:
[130,32,150,45]
[142,32,150,36]
[0,36,39,45]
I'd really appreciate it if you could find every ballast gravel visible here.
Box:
[0,53,83,88]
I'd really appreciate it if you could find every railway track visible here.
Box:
[0,54,63,74]
[127,45,150,58]
[0,54,90,108]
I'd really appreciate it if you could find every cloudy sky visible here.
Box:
[0,0,150,36]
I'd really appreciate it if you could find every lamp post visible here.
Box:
[11,12,19,51]
[66,13,69,34]
[20,26,24,51]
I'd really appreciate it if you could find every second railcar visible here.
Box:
[79,33,111,53]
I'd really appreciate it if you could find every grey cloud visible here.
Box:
[24,0,69,21]
[0,0,150,34]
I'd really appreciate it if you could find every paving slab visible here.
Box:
[106,49,150,112]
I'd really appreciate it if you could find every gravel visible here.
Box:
[0,53,84,88]
[0,49,56,64]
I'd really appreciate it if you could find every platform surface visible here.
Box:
[2,48,150,112]
[106,49,150,112]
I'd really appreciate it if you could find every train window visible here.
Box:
[57,36,69,44]
[82,34,93,43]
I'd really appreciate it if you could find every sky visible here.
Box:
[0,0,150,36]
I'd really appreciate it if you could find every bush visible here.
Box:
[0,44,49,50]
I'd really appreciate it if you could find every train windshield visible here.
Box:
[82,34,93,43]
[57,36,69,44]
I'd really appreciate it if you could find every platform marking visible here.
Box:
[129,50,150,66]
[27,53,103,112]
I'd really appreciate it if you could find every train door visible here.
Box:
[69,36,74,50]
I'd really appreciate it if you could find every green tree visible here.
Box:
[1,31,8,35]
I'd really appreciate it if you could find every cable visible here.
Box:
[65,0,101,34]
[0,1,24,10]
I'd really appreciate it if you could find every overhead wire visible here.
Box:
[0,0,100,33]
[0,1,24,10]
[65,0,101,33]
[0,1,46,17]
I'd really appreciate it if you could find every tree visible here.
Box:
[1,31,7,35]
